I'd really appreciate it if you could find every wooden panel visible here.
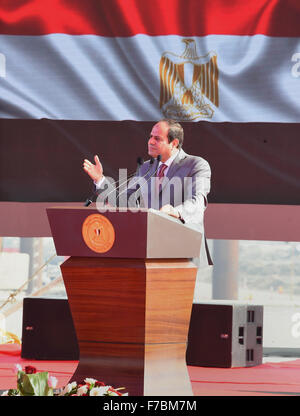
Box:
[145,259,197,343]
[61,257,195,396]
[69,341,144,396]
[61,257,147,343]
[69,341,193,396]
[144,343,193,396]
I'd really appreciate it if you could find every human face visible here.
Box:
[148,122,179,162]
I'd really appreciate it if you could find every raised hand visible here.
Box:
[83,155,103,183]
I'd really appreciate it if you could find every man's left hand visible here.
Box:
[160,204,180,219]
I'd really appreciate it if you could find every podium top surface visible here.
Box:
[46,206,202,259]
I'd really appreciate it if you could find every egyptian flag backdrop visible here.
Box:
[0,0,300,237]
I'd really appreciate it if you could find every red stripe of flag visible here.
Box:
[0,0,299,37]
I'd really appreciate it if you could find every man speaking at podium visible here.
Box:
[83,119,212,266]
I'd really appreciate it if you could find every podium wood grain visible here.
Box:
[61,257,196,396]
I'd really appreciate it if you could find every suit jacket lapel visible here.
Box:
[160,149,187,192]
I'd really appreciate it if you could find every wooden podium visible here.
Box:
[47,207,202,396]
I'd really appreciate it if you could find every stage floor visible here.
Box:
[1,345,300,396]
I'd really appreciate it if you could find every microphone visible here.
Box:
[117,156,155,203]
[136,157,144,173]
[84,156,145,207]
[84,186,102,207]
[104,156,146,205]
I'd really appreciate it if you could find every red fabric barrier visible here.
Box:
[1,344,300,395]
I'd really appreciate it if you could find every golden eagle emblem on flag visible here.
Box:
[159,39,219,120]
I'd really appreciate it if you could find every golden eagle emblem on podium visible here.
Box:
[159,39,219,120]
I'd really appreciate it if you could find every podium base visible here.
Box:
[61,257,197,396]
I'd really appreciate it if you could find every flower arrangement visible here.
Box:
[1,365,128,396]
[57,379,127,396]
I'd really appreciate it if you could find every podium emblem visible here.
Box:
[82,214,115,253]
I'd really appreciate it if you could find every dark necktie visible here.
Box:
[156,164,167,209]
[157,163,168,183]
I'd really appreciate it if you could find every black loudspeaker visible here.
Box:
[21,297,79,360]
[186,301,263,368]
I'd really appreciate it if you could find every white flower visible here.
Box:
[48,376,58,388]
[84,378,97,385]
[13,364,22,374]
[89,386,110,396]
[61,381,77,395]
[1,390,9,396]
[77,385,88,396]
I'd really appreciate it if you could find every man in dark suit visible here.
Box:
[83,119,212,265]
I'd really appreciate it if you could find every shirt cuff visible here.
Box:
[94,176,105,189]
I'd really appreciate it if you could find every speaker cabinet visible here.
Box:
[186,301,263,368]
[21,297,79,360]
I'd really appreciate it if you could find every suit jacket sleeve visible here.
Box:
[175,157,211,230]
